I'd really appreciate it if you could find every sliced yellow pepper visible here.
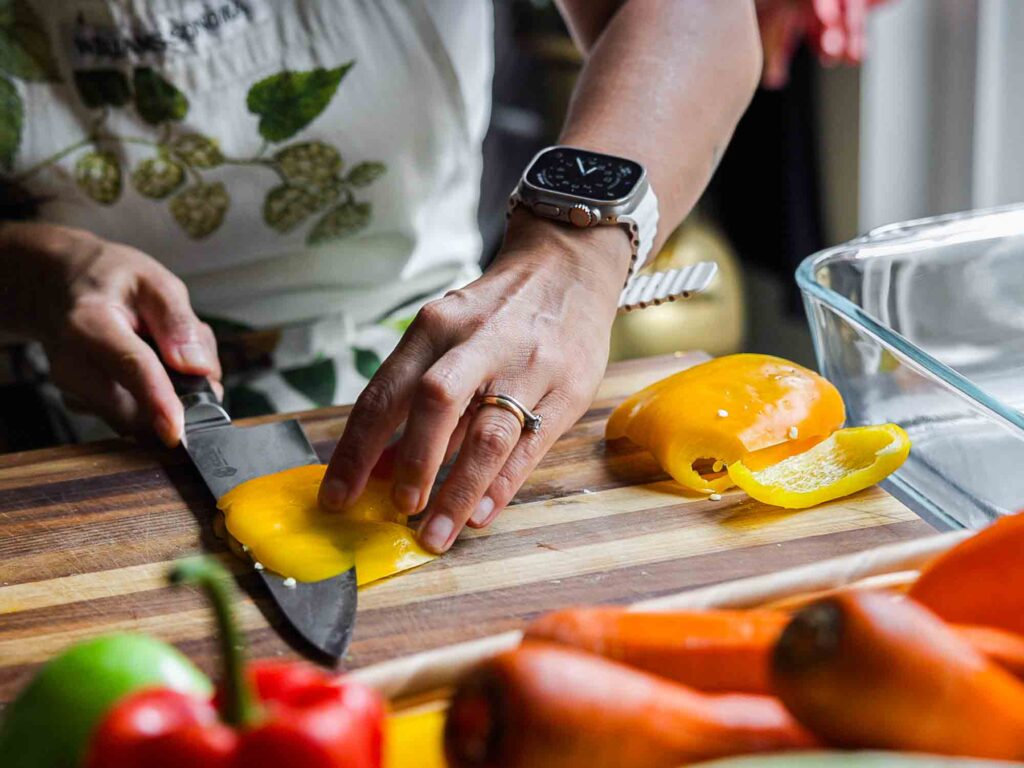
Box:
[727,423,911,509]
[385,707,447,768]
[606,354,846,493]
[218,464,435,584]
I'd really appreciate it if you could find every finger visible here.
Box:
[52,355,144,435]
[68,302,184,446]
[471,390,584,529]
[136,271,219,377]
[443,410,472,466]
[320,316,443,512]
[390,344,496,516]
[418,386,545,553]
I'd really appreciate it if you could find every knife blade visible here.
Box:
[169,370,357,659]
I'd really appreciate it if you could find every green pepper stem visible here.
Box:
[169,557,259,727]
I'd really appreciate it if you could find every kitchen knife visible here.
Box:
[168,370,357,660]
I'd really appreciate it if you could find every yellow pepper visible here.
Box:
[385,707,447,768]
[218,464,435,585]
[606,354,846,493]
[727,423,911,509]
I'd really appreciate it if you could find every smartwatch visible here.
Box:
[508,145,659,282]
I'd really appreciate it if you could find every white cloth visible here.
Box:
[13,0,492,328]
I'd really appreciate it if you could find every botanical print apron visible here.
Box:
[1,0,492,435]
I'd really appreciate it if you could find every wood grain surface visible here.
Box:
[0,353,934,706]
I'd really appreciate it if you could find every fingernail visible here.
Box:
[393,483,421,515]
[470,496,495,526]
[420,514,454,553]
[319,479,349,511]
[177,342,211,371]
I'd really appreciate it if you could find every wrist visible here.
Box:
[498,208,634,294]
[0,222,103,338]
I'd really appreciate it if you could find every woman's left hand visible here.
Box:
[319,213,631,553]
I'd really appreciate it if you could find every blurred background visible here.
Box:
[4,0,1023,452]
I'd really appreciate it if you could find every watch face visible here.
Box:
[526,147,643,202]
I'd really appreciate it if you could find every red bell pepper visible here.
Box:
[84,558,384,768]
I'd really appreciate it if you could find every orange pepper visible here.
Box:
[606,354,846,493]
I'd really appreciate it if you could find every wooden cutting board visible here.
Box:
[0,353,933,705]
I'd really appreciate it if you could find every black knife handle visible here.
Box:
[166,368,216,399]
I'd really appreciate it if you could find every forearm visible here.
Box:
[556,0,762,251]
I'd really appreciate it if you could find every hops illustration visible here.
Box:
[345,161,386,187]
[307,200,370,245]
[171,133,223,168]
[75,150,122,204]
[275,141,341,188]
[263,185,321,233]
[132,156,185,199]
[170,182,229,239]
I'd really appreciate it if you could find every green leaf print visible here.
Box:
[0,0,61,82]
[75,150,122,204]
[169,182,230,239]
[263,184,321,233]
[281,358,337,408]
[74,69,131,109]
[307,200,370,245]
[171,133,223,168]
[0,73,21,170]
[345,161,385,187]
[133,67,188,125]
[132,156,185,199]
[353,348,382,380]
[274,141,341,188]
[226,385,275,418]
[246,63,353,143]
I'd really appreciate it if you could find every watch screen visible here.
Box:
[526,147,643,201]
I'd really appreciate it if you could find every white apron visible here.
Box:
[2,0,492,428]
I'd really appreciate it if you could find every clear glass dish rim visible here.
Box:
[795,203,1024,438]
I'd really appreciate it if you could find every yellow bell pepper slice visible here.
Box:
[606,354,846,493]
[385,707,447,768]
[726,423,911,509]
[218,464,435,585]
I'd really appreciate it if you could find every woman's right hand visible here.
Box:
[0,222,221,445]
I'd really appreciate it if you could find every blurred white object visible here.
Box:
[860,0,1024,230]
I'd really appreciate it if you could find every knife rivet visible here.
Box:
[254,561,265,571]
[282,577,297,589]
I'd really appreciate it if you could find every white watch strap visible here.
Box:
[617,183,659,280]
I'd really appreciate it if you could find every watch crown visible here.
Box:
[568,204,597,228]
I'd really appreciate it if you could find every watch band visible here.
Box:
[507,182,659,284]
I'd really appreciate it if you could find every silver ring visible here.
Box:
[477,394,543,432]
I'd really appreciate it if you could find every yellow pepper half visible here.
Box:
[606,354,846,493]
[727,423,911,509]
[218,464,435,584]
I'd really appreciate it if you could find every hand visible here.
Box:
[320,213,631,553]
[2,223,220,445]
[756,0,888,89]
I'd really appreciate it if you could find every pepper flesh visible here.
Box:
[219,464,434,584]
[606,354,846,493]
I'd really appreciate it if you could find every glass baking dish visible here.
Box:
[797,204,1024,531]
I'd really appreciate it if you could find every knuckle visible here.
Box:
[356,379,394,420]
[418,369,460,410]
[414,299,450,333]
[472,416,518,460]
[115,350,148,383]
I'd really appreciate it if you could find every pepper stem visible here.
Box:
[169,557,259,727]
